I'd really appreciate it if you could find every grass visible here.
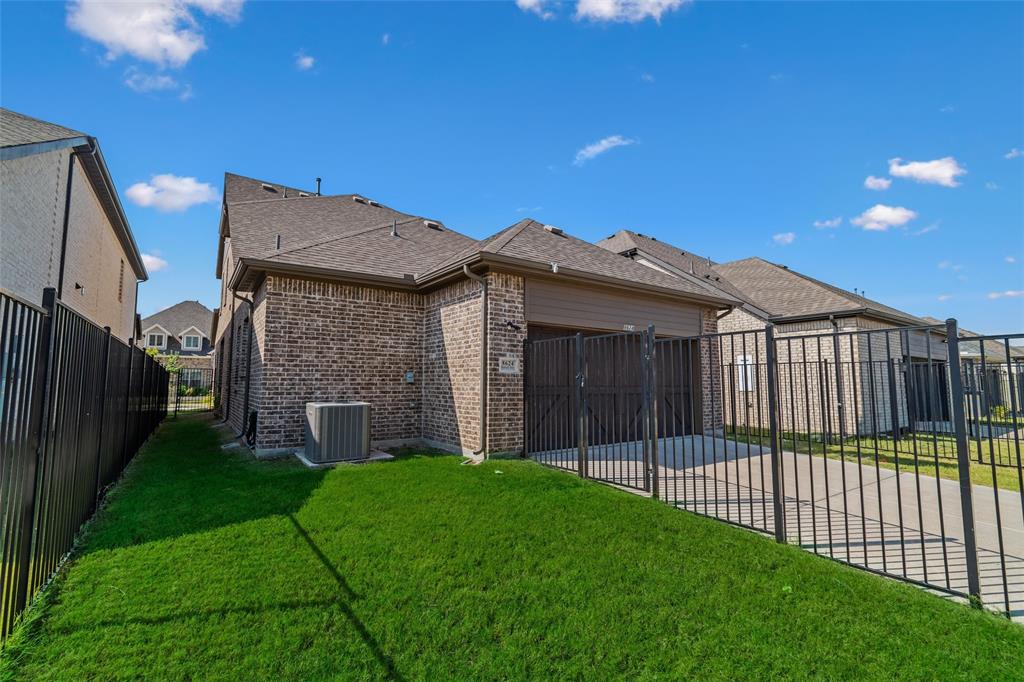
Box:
[2,416,1022,680]
[724,425,1024,493]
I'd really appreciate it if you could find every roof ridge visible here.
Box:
[267,216,426,259]
[484,219,535,254]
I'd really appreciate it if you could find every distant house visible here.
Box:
[0,108,147,341]
[213,173,736,455]
[141,300,215,370]
[598,230,947,434]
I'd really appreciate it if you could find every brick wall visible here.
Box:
[422,279,482,453]
[257,276,423,450]
[486,273,526,453]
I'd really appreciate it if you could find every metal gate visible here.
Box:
[524,321,1024,620]
[170,367,215,415]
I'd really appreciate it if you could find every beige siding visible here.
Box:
[1,148,137,340]
[525,277,703,337]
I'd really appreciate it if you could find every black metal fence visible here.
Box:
[169,367,215,415]
[0,288,168,642]
[524,319,1024,620]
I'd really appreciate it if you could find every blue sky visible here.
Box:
[2,1,1022,332]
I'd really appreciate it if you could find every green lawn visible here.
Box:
[724,426,1024,492]
[2,416,1022,680]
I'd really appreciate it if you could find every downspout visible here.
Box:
[463,264,488,457]
[233,290,255,442]
[56,147,81,299]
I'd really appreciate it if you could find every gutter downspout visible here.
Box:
[233,290,255,442]
[56,145,84,299]
[463,264,488,457]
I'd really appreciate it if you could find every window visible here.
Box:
[147,333,166,349]
[183,334,201,350]
[118,259,124,302]
[736,355,755,392]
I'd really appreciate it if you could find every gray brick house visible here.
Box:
[1,108,147,341]
[140,300,215,370]
[213,174,736,456]
[598,230,948,435]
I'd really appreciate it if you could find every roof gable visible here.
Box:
[141,301,214,339]
[1,108,85,148]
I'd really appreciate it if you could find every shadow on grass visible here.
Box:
[287,514,406,681]
[81,416,329,554]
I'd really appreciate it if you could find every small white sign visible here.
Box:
[498,354,520,375]
[623,324,636,332]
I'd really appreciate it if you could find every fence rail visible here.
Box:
[0,288,168,642]
[525,319,1024,620]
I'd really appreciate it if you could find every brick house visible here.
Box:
[213,174,736,456]
[598,230,947,436]
[1,108,147,341]
[140,300,215,371]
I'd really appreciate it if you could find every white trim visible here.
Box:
[142,323,172,337]
[178,324,208,339]
[182,334,202,351]
[145,331,168,351]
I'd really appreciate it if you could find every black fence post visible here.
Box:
[646,324,659,500]
[121,346,134,470]
[11,288,57,634]
[92,326,112,505]
[575,332,586,478]
[764,323,786,543]
[945,318,982,606]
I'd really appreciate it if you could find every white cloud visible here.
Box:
[864,175,891,191]
[295,52,315,70]
[573,135,635,166]
[123,67,179,93]
[1007,256,1018,264]
[381,33,390,46]
[937,294,952,302]
[769,72,786,81]
[1005,147,1022,160]
[813,217,841,229]
[987,290,1024,300]
[516,0,555,20]
[772,232,796,245]
[640,72,655,83]
[66,0,243,68]
[985,181,1001,191]
[575,0,689,23]
[141,253,168,273]
[888,156,966,187]
[939,105,955,113]
[851,204,918,231]
[910,222,939,237]
[125,174,218,212]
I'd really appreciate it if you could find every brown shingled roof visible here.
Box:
[713,257,929,325]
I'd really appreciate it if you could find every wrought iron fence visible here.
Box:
[524,319,1024,620]
[169,367,215,415]
[0,288,168,642]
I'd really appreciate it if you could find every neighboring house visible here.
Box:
[598,230,947,435]
[140,300,215,370]
[214,173,737,455]
[0,108,147,341]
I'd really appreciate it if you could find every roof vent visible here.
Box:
[543,224,564,236]
[353,196,368,204]
[368,200,381,207]
[299,192,310,197]
[423,220,442,230]
[391,220,399,237]
[261,183,277,192]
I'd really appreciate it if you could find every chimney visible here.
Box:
[315,177,322,196]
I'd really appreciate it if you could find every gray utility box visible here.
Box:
[304,401,371,463]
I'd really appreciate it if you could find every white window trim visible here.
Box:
[147,332,167,351]
[182,334,202,350]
